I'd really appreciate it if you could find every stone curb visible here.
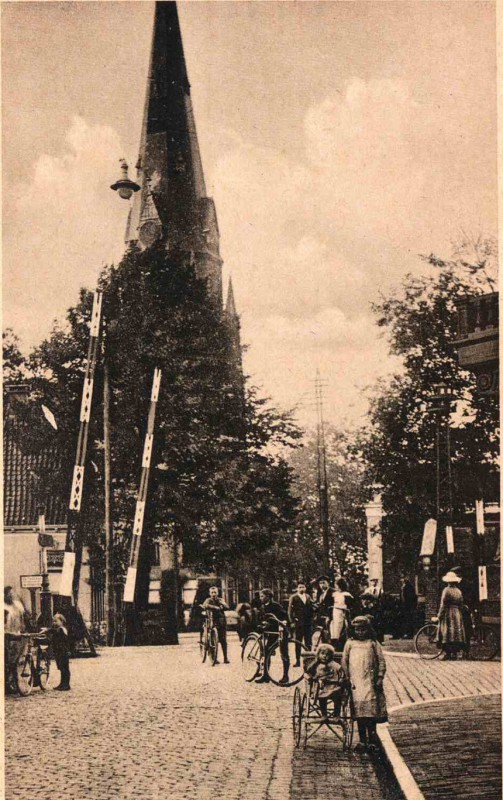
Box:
[376,722,426,800]
[376,690,501,800]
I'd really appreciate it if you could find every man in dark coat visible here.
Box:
[316,576,334,614]
[201,586,230,663]
[256,588,289,684]
[288,582,313,666]
[400,575,418,638]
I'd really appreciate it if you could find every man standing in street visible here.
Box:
[256,588,289,684]
[400,575,417,639]
[316,576,334,615]
[288,582,313,666]
[201,586,230,664]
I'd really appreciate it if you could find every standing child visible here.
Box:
[341,615,387,751]
[52,613,71,691]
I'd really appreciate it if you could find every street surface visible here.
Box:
[5,636,501,800]
[390,694,501,800]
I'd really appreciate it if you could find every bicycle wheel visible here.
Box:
[414,624,441,660]
[299,695,308,749]
[37,652,51,690]
[241,634,263,682]
[292,686,302,745]
[469,625,499,661]
[266,638,308,686]
[200,629,208,663]
[15,654,34,696]
[209,627,219,665]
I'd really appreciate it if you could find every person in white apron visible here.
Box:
[330,578,353,649]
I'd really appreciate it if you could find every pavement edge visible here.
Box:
[376,723,426,800]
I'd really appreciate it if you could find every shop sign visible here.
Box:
[47,549,65,572]
[478,566,488,601]
[420,519,437,556]
[20,575,43,589]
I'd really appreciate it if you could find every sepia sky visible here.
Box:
[2,1,497,429]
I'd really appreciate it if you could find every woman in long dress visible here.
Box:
[330,578,353,650]
[436,571,467,660]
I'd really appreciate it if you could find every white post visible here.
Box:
[364,492,385,591]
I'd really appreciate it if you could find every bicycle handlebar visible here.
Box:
[262,613,288,627]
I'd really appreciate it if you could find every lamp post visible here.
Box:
[38,507,54,628]
[428,382,456,604]
[107,164,140,644]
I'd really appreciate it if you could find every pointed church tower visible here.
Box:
[225,277,242,371]
[126,1,223,305]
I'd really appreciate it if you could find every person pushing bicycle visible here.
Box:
[255,588,290,684]
[201,586,230,664]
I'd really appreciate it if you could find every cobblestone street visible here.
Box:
[5,637,500,800]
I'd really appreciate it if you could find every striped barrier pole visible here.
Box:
[123,368,162,604]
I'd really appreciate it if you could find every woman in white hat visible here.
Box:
[436,571,467,660]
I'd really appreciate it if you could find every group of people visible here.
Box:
[235,580,388,751]
[4,586,72,692]
[236,573,418,656]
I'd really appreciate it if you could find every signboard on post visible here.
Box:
[475,499,485,535]
[478,566,488,601]
[420,519,437,556]
[446,525,454,554]
[20,575,43,589]
[47,550,65,572]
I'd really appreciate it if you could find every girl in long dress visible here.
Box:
[330,577,353,650]
[436,571,467,660]
[341,615,388,752]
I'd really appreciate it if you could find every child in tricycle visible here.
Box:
[304,643,344,718]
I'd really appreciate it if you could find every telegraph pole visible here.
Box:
[315,372,331,575]
[103,358,114,645]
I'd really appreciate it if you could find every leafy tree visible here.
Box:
[354,246,499,577]
[9,241,301,639]
[3,328,30,386]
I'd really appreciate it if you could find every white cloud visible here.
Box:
[211,78,429,425]
[4,116,129,347]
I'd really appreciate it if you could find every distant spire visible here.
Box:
[225,277,238,318]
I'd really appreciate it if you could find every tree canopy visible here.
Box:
[7,241,302,595]
[354,247,499,576]
[286,425,367,585]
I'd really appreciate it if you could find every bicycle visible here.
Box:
[199,609,219,666]
[241,613,308,686]
[414,612,499,661]
[7,632,51,696]
[310,607,332,652]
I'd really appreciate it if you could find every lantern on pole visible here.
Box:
[110,159,140,200]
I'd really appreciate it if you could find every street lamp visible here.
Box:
[427,382,456,604]
[37,506,55,628]
[110,159,140,200]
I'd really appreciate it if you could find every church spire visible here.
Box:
[127,1,223,303]
[225,277,238,319]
